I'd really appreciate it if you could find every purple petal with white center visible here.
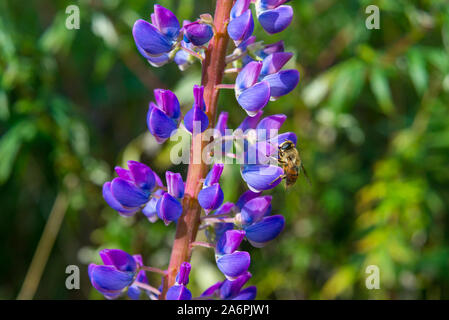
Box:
[258,5,293,34]
[128,160,155,191]
[204,163,224,187]
[232,286,257,300]
[175,262,191,285]
[111,178,149,208]
[154,89,181,120]
[228,10,254,43]
[166,285,192,300]
[102,182,138,216]
[216,251,250,280]
[90,265,134,294]
[238,111,263,131]
[156,192,183,225]
[99,249,137,272]
[231,0,251,19]
[133,19,173,56]
[241,164,283,192]
[183,106,209,134]
[237,81,271,116]
[260,52,293,77]
[245,215,285,246]
[263,69,299,99]
[219,271,252,299]
[236,190,262,210]
[147,105,178,144]
[183,22,213,46]
[240,195,272,225]
[198,183,224,210]
[236,61,263,92]
[216,230,246,255]
[166,171,185,199]
[152,5,180,40]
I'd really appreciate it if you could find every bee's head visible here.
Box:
[279,140,294,151]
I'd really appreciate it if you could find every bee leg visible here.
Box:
[270,174,286,185]
[269,156,286,164]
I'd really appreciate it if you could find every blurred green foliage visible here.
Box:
[1,0,449,299]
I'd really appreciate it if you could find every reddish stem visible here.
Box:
[160,0,233,299]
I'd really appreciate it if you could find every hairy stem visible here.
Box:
[160,0,233,299]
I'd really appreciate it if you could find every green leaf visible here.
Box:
[407,49,428,95]
[0,121,36,184]
[369,68,394,114]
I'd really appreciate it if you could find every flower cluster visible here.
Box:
[92,0,300,300]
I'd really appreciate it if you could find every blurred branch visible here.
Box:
[17,175,78,300]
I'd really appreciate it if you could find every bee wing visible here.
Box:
[301,164,311,186]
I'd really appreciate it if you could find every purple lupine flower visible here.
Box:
[201,271,257,300]
[216,229,246,255]
[184,85,210,134]
[256,53,299,100]
[133,5,181,64]
[235,61,271,116]
[183,21,214,46]
[244,215,285,247]
[215,230,250,280]
[255,0,293,34]
[228,0,254,45]
[259,52,293,78]
[198,163,225,211]
[128,255,152,300]
[166,262,193,300]
[89,249,137,299]
[238,113,298,191]
[156,191,183,225]
[235,194,284,247]
[238,195,272,226]
[147,89,181,144]
[241,164,284,192]
[263,68,300,100]
[103,161,159,217]
[235,190,262,209]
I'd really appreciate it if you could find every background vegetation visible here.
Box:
[1,0,449,299]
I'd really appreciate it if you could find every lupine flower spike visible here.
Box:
[92,0,300,300]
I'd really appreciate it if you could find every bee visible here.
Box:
[273,140,309,187]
